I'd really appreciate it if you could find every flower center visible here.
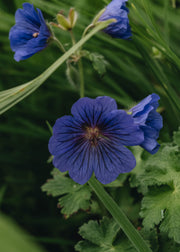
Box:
[85,127,100,146]
[32,32,39,38]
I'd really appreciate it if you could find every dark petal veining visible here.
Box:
[49,96,144,184]
[9,3,51,61]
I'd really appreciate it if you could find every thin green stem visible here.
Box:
[88,177,152,252]
[69,30,84,98]
[78,58,84,98]
[82,24,94,38]
[52,37,66,53]
[69,30,76,46]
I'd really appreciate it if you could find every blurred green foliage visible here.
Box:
[0,0,180,251]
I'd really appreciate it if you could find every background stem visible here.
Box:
[78,59,84,98]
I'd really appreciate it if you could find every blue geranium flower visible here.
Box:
[99,0,131,39]
[49,96,144,185]
[130,93,163,154]
[9,3,51,61]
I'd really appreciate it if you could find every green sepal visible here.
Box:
[68,8,78,28]
[56,13,71,30]
[92,8,106,25]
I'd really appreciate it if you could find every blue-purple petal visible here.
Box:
[71,96,118,127]
[146,110,163,130]
[99,110,144,146]
[9,3,51,61]
[130,93,163,154]
[49,96,148,184]
[99,0,131,39]
[95,142,136,184]
[140,137,160,154]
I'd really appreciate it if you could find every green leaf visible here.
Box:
[0,213,46,252]
[132,144,180,190]
[0,19,114,115]
[85,52,109,75]
[130,131,180,243]
[41,169,92,217]
[140,184,180,244]
[173,127,180,147]
[75,217,134,252]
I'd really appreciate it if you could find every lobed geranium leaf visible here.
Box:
[140,185,180,243]
[41,168,92,217]
[75,217,134,252]
[85,52,109,75]
[130,128,180,243]
[131,144,180,190]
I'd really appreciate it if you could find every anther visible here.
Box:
[33,32,39,38]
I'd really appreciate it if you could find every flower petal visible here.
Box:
[52,140,94,184]
[99,0,131,39]
[130,93,160,117]
[146,111,163,130]
[9,3,51,61]
[99,109,144,146]
[71,96,117,127]
[94,142,136,184]
[140,137,160,154]
[15,3,41,28]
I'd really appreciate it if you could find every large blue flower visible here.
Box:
[99,0,131,39]
[49,96,144,185]
[130,93,163,154]
[9,3,51,62]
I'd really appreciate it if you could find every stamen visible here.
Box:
[33,32,39,38]
[85,127,100,146]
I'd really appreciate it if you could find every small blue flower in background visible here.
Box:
[49,96,144,185]
[9,3,51,62]
[99,0,131,39]
[130,93,163,154]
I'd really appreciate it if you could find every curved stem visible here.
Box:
[82,24,94,38]
[52,37,66,53]
[88,177,152,252]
